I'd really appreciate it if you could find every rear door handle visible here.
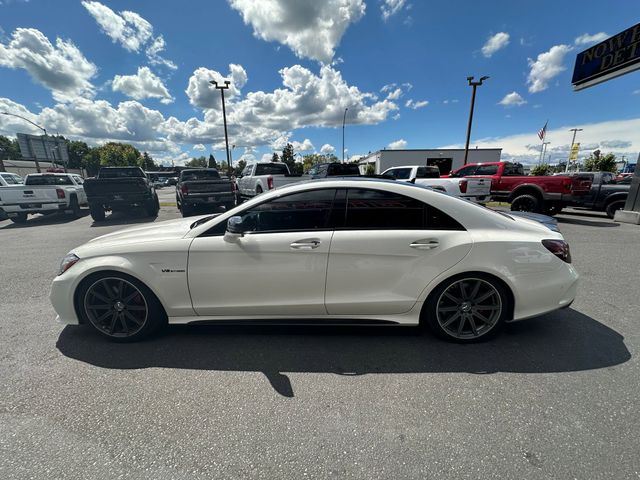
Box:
[410,240,439,250]
[290,240,321,250]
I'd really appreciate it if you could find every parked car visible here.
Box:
[0,172,87,223]
[236,162,303,199]
[176,168,237,217]
[382,165,491,203]
[51,179,578,344]
[562,171,630,218]
[83,167,159,221]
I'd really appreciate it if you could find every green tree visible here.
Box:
[301,153,338,173]
[271,152,280,162]
[185,156,207,167]
[66,140,91,169]
[95,142,142,167]
[141,152,157,171]
[281,143,302,174]
[530,164,551,176]
[83,149,101,176]
[365,163,376,175]
[208,154,217,168]
[234,159,247,176]
[0,135,21,159]
[584,150,617,172]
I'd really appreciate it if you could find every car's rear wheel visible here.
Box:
[423,274,510,343]
[606,199,625,219]
[145,195,159,217]
[10,213,27,224]
[68,196,81,218]
[89,204,105,221]
[78,273,166,342]
[510,194,540,213]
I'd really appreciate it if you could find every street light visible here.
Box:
[463,76,489,165]
[566,128,583,172]
[342,107,348,163]
[209,80,232,177]
[1,110,49,172]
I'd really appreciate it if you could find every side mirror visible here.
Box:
[224,215,244,242]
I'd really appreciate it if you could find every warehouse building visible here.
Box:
[358,148,502,175]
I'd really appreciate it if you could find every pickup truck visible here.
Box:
[381,165,491,203]
[0,172,87,223]
[446,161,579,215]
[562,171,630,218]
[236,162,303,199]
[176,168,237,217]
[84,167,159,221]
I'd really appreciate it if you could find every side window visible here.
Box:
[503,163,524,176]
[237,189,337,233]
[602,173,616,185]
[451,165,477,177]
[416,167,440,179]
[242,165,253,176]
[475,165,498,175]
[344,188,464,231]
[73,176,84,184]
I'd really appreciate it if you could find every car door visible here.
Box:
[188,188,338,316]
[325,188,472,316]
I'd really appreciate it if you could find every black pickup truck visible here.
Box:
[565,171,630,218]
[176,168,236,217]
[84,167,159,221]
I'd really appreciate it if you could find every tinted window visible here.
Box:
[601,173,616,185]
[344,189,463,230]
[327,163,360,176]
[503,163,524,176]
[450,165,477,177]
[255,163,289,176]
[99,168,144,178]
[385,168,413,180]
[180,169,221,181]
[475,165,499,175]
[25,175,73,185]
[416,167,440,178]
[238,189,336,233]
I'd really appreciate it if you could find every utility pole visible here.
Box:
[342,107,348,163]
[463,76,489,165]
[209,80,232,177]
[566,128,583,172]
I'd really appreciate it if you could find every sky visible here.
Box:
[0,0,638,166]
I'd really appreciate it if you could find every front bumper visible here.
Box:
[50,272,81,325]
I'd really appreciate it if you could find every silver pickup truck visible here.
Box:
[0,172,87,223]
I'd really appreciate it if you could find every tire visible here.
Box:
[543,203,563,216]
[76,272,167,342]
[606,199,626,219]
[10,213,27,224]
[89,204,105,222]
[256,186,263,195]
[422,273,511,343]
[510,194,541,213]
[68,196,81,218]
[145,195,159,217]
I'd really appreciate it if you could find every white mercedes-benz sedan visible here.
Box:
[50,178,578,343]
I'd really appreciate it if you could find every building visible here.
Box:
[358,148,502,175]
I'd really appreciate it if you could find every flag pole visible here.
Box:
[538,120,548,164]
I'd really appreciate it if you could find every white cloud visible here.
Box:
[112,66,174,104]
[193,144,206,151]
[498,91,526,107]
[527,44,573,93]
[388,138,407,149]
[392,113,400,120]
[82,1,176,69]
[292,138,314,152]
[481,32,510,58]
[381,0,407,21]
[574,32,608,46]
[0,28,96,101]
[227,0,366,63]
[405,99,428,109]
[320,143,335,155]
[386,87,403,100]
[185,64,248,110]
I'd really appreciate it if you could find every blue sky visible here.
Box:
[0,0,638,165]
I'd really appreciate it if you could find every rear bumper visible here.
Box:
[183,193,235,205]
[88,193,154,207]
[3,201,67,215]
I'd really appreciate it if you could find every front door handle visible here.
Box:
[410,240,439,250]
[290,240,321,250]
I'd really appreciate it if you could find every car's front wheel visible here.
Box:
[423,274,511,343]
[606,199,625,219]
[77,273,167,342]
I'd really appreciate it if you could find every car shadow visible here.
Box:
[90,210,158,227]
[556,216,619,228]
[0,209,91,229]
[56,308,630,397]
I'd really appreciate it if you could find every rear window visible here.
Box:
[475,165,499,175]
[25,175,73,185]
[255,163,289,176]
[327,164,360,176]
[416,167,440,178]
[180,169,221,181]
[99,168,144,178]
[385,168,413,180]
[503,163,524,176]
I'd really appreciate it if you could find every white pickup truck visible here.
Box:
[0,172,87,223]
[381,165,491,203]
[236,162,303,199]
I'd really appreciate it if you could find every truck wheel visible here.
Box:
[10,213,27,224]
[543,203,563,216]
[145,195,159,217]
[89,204,106,222]
[68,196,81,218]
[256,186,263,195]
[510,194,540,213]
[606,199,626,219]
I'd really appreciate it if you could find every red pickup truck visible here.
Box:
[446,161,587,214]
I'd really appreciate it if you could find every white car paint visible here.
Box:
[236,162,302,198]
[382,165,491,202]
[50,179,578,333]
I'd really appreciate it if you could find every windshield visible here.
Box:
[181,170,221,181]
[25,175,73,185]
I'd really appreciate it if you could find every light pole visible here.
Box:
[566,128,583,172]
[463,76,489,165]
[209,80,232,177]
[1,111,48,172]
[342,107,348,163]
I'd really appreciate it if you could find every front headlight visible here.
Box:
[58,253,80,275]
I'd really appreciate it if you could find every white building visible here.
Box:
[358,148,502,175]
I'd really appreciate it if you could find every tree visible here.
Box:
[95,142,142,167]
[271,152,280,162]
[0,135,21,159]
[530,164,551,176]
[584,150,617,172]
[208,154,217,168]
[141,152,157,171]
[281,143,302,174]
[185,156,207,167]
[83,148,101,176]
[234,159,247,176]
[365,163,376,175]
[301,153,338,173]
[66,140,90,169]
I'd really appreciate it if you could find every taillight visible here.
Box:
[56,188,65,199]
[542,239,572,263]
[267,176,274,190]
[459,179,468,194]
[181,184,189,195]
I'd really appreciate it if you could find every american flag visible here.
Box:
[537,121,548,141]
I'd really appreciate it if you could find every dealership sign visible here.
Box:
[572,22,640,90]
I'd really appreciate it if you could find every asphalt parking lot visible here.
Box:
[1,191,639,479]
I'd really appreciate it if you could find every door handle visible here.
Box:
[410,240,439,249]
[290,240,321,250]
